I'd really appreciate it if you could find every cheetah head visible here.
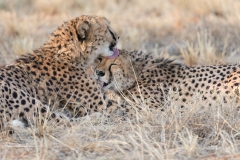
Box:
[49,15,120,64]
[76,15,120,64]
[94,49,142,91]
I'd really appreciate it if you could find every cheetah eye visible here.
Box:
[94,57,103,63]
[98,57,102,62]
[108,28,116,41]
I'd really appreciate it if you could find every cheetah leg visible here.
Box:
[0,82,71,129]
[103,90,140,118]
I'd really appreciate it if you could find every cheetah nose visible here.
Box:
[96,70,105,77]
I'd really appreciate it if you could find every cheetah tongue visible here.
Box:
[97,80,104,88]
[107,48,119,59]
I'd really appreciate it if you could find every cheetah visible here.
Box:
[0,15,120,129]
[95,49,240,115]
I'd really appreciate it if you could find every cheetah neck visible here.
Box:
[42,23,85,64]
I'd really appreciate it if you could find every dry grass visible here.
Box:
[1,0,240,159]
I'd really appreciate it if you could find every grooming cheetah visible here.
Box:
[0,15,120,129]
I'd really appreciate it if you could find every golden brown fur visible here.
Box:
[0,15,119,128]
[95,49,240,115]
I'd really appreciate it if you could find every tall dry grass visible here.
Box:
[0,0,240,159]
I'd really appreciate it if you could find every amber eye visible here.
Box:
[98,57,102,62]
[94,57,102,63]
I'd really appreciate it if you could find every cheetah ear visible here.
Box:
[76,20,90,39]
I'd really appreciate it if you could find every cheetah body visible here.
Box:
[0,15,119,127]
[95,50,240,114]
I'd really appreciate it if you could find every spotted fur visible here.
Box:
[0,15,119,128]
[95,49,240,115]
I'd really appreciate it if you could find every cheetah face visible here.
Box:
[94,51,136,91]
[76,16,120,64]
[94,57,117,90]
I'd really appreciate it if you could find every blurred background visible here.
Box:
[0,0,240,65]
[1,2,240,159]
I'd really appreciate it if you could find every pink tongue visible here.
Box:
[107,48,119,59]
[97,80,104,87]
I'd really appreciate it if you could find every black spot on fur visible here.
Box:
[21,100,26,105]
